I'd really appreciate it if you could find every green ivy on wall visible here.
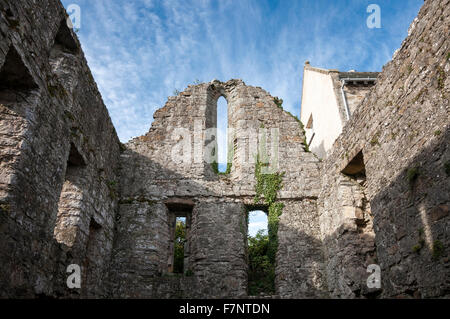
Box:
[254,155,285,264]
[248,136,285,295]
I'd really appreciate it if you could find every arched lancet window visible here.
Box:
[216,96,228,173]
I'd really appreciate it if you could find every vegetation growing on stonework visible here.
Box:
[370,132,381,146]
[107,180,118,199]
[271,96,309,152]
[432,240,444,260]
[273,97,283,108]
[437,67,445,90]
[247,230,274,295]
[254,156,284,206]
[211,161,232,175]
[248,151,285,295]
[407,167,420,186]
[0,202,10,213]
[173,219,186,274]
[211,161,220,174]
[412,228,425,253]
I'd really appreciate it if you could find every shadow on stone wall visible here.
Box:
[277,220,329,298]
[322,225,378,298]
[109,148,328,299]
[370,125,449,298]
[319,126,449,299]
[109,148,247,298]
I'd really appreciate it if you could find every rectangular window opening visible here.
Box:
[174,216,186,274]
[246,205,275,296]
[341,151,371,230]
[166,202,193,275]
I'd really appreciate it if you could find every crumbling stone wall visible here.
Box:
[0,0,448,300]
[318,0,449,298]
[0,0,121,298]
[109,79,325,298]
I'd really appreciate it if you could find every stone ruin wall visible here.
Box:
[318,0,449,298]
[0,0,121,298]
[0,0,448,299]
[110,80,325,298]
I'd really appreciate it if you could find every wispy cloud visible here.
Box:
[62,0,423,142]
[248,210,268,237]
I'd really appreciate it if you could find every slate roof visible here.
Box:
[338,72,380,79]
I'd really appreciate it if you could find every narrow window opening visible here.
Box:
[217,96,228,173]
[174,217,186,274]
[166,202,193,275]
[0,46,38,104]
[54,143,86,246]
[53,19,79,55]
[342,150,366,178]
[246,206,275,296]
[341,151,371,230]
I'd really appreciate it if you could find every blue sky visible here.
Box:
[61,0,423,144]
[248,211,268,237]
[61,0,423,235]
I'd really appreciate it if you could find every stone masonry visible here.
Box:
[109,79,323,298]
[0,0,448,298]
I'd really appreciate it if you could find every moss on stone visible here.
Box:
[437,67,446,90]
[412,229,425,254]
[370,132,381,146]
[412,243,422,253]
[406,167,420,185]
[432,240,444,260]
[407,64,413,75]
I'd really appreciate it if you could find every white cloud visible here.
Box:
[62,0,422,144]
[248,210,268,237]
